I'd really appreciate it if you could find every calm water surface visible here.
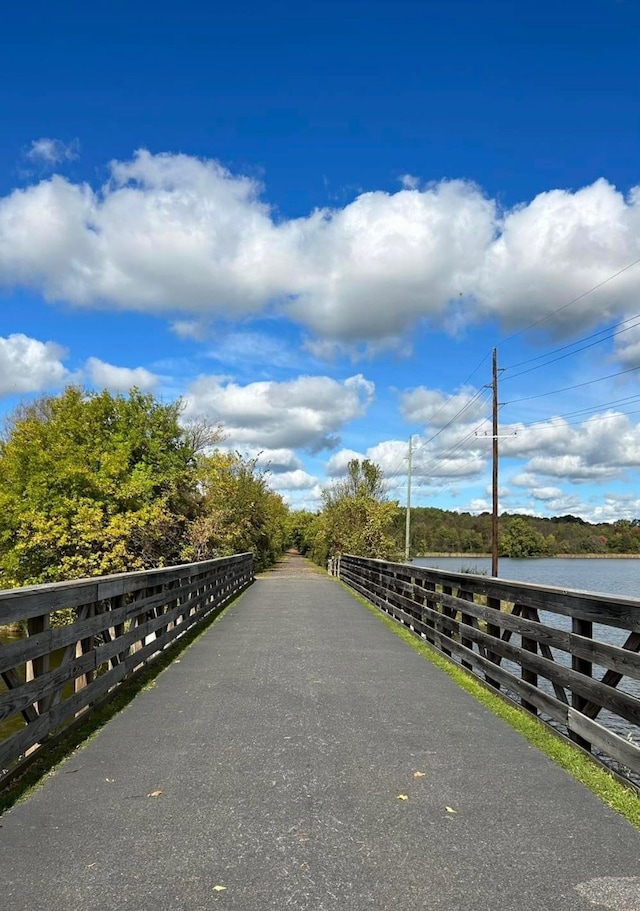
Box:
[413,556,640,599]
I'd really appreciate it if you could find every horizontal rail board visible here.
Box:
[339,555,640,783]
[0,553,253,780]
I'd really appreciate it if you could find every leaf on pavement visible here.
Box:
[213,885,227,892]
[445,806,457,814]
[397,794,409,800]
[413,771,426,778]
[147,790,163,798]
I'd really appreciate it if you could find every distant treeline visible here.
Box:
[391,508,640,557]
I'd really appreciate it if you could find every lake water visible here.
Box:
[413,556,640,599]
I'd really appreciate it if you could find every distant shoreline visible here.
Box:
[415,553,640,560]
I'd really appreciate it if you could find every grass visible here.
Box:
[337,579,640,830]
[0,584,250,816]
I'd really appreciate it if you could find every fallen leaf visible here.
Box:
[147,790,163,798]
[445,806,457,814]
[87,862,97,869]
[397,794,409,801]
[413,771,426,778]
[213,885,227,892]
[105,778,114,782]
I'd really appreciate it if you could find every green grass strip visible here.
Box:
[338,579,640,830]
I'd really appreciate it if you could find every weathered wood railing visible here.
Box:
[339,554,640,784]
[0,553,253,781]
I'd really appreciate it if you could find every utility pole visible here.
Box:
[405,435,413,563]
[492,348,499,577]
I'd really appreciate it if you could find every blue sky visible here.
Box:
[2,0,640,520]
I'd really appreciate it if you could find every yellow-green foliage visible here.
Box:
[311,459,398,564]
[183,451,288,571]
[0,387,196,587]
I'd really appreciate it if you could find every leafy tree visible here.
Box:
[499,517,550,558]
[285,510,319,555]
[184,451,288,570]
[0,387,200,586]
[312,459,397,564]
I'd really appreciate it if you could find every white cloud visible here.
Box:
[0,334,68,397]
[85,357,159,392]
[2,153,640,352]
[325,448,367,476]
[502,412,640,481]
[229,447,303,473]
[613,315,640,368]
[400,174,420,190]
[0,151,292,313]
[529,486,564,501]
[26,138,79,166]
[401,386,488,427]
[268,469,318,491]
[476,180,640,336]
[183,373,374,452]
[171,320,209,341]
[285,180,495,342]
[468,498,491,513]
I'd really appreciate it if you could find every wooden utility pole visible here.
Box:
[405,436,413,563]
[492,348,499,577]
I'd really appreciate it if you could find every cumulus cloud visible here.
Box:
[268,469,319,491]
[85,357,159,392]
[183,373,374,452]
[229,447,303,473]
[477,180,640,336]
[502,411,640,481]
[613,315,640,368]
[285,180,496,341]
[171,320,209,341]
[0,151,291,313]
[401,386,488,427]
[3,151,639,352]
[0,333,68,397]
[529,486,564,501]
[325,448,367,476]
[26,138,79,166]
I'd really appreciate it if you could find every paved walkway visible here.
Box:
[2,556,639,910]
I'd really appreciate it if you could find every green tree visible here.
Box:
[499,517,548,558]
[286,510,320,555]
[184,451,288,570]
[0,387,200,586]
[312,459,397,564]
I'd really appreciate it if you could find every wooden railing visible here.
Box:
[0,553,253,781]
[339,555,640,784]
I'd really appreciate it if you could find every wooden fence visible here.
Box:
[339,554,640,785]
[0,553,253,782]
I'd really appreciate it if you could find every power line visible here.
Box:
[504,364,640,405]
[508,392,640,424]
[377,386,492,489]
[505,406,640,436]
[502,315,640,381]
[499,255,640,348]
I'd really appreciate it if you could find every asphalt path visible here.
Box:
[2,554,639,910]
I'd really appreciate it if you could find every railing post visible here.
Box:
[74,602,96,715]
[485,595,501,690]
[459,589,474,671]
[440,584,453,657]
[570,617,592,751]
[520,606,538,715]
[26,613,51,716]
